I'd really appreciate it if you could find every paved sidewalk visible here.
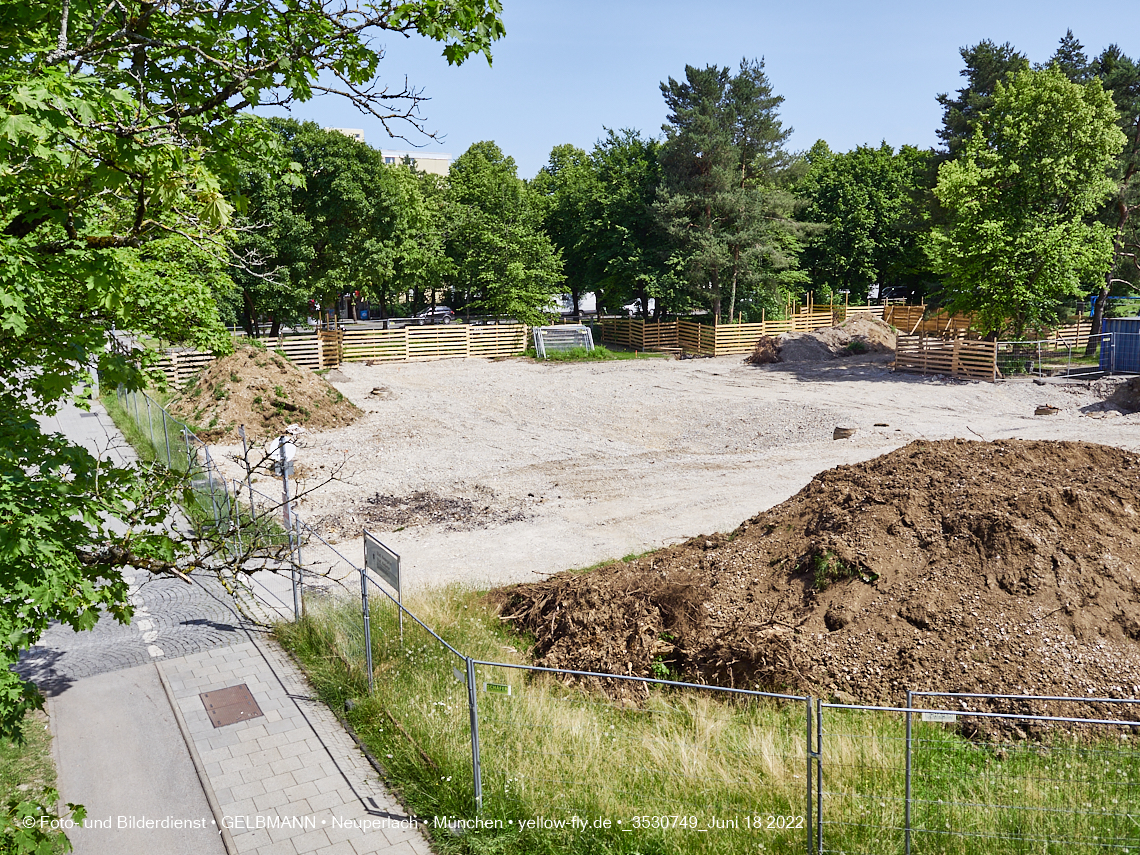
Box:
[160,640,430,855]
[33,398,435,855]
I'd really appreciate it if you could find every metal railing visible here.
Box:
[294,537,1139,854]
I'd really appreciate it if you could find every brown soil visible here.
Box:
[744,337,781,365]
[764,316,897,363]
[169,346,361,442]
[494,439,1140,720]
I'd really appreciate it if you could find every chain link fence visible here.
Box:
[995,333,1113,379]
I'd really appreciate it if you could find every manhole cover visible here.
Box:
[199,684,264,728]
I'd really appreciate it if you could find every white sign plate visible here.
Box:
[363,530,400,591]
[921,712,958,723]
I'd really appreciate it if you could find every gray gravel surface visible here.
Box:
[205,354,1140,592]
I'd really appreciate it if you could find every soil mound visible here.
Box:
[169,346,361,442]
[495,440,1140,717]
[744,336,781,365]
[753,317,897,364]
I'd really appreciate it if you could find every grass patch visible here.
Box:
[1,710,73,854]
[277,589,810,854]
[277,587,1139,855]
[101,388,291,552]
[528,345,671,362]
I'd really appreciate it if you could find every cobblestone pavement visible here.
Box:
[17,570,254,696]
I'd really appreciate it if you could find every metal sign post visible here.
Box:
[363,530,402,644]
[238,425,257,528]
[275,437,299,620]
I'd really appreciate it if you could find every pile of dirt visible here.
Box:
[769,316,897,364]
[169,346,361,442]
[744,337,781,365]
[494,439,1140,719]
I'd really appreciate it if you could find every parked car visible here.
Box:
[622,297,656,317]
[412,306,456,324]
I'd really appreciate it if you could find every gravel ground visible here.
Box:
[208,354,1140,592]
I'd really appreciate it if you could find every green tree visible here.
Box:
[656,59,806,322]
[532,143,597,317]
[1085,44,1140,349]
[590,130,674,317]
[534,130,671,318]
[936,40,1030,158]
[0,0,504,740]
[252,120,436,326]
[1044,29,1091,82]
[798,141,934,303]
[446,141,562,323]
[926,67,1125,337]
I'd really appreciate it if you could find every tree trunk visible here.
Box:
[241,286,256,338]
[727,247,739,323]
[1086,275,1110,357]
[711,267,721,323]
[269,316,281,337]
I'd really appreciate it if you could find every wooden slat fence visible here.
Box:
[153,333,319,387]
[894,334,997,382]
[600,307,865,356]
[882,305,975,336]
[151,324,528,386]
[884,307,1096,349]
[333,323,527,364]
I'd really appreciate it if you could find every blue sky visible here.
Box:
[278,0,1139,179]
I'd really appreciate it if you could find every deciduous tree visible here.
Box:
[798,141,934,303]
[0,0,504,738]
[926,68,1125,337]
[446,141,562,323]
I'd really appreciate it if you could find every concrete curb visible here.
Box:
[154,662,238,855]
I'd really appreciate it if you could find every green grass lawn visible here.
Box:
[276,588,1140,855]
[1,711,73,854]
[528,344,672,361]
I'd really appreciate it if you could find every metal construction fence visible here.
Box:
[995,333,1114,380]
[297,539,1140,855]
[898,332,1138,382]
[113,385,328,623]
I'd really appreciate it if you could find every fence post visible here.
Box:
[815,699,823,855]
[806,697,816,855]
[905,690,913,855]
[231,479,243,558]
[238,426,257,529]
[360,565,375,695]
[161,406,172,468]
[204,448,222,529]
[145,395,155,449]
[293,515,304,618]
[466,657,483,814]
[279,441,300,621]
